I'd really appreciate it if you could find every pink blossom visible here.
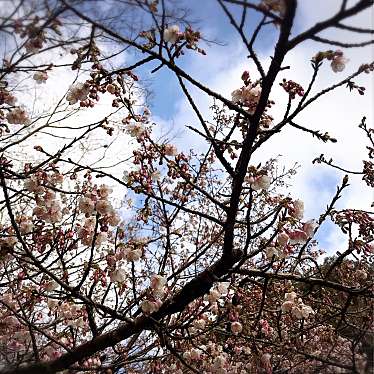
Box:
[217,282,230,294]
[126,122,145,138]
[45,280,59,291]
[25,36,44,54]
[260,319,273,336]
[150,274,167,291]
[251,175,271,191]
[124,247,142,262]
[281,300,294,313]
[141,299,161,314]
[302,219,318,238]
[24,177,44,194]
[99,184,112,199]
[288,229,308,245]
[193,319,206,330]
[356,269,368,281]
[331,54,349,73]
[231,86,261,114]
[151,170,161,181]
[291,305,303,319]
[291,199,304,220]
[2,89,16,105]
[164,144,178,156]
[19,219,33,234]
[96,199,113,215]
[108,211,121,226]
[231,89,243,103]
[190,348,201,360]
[45,200,62,223]
[78,197,95,215]
[6,107,30,125]
[206,289,221,304]
[231,321,243,335]
[300,304,314,319]
[261,353,272,371]
[213,355,227,370]
[284,292,297,301]
[95,232,108,247]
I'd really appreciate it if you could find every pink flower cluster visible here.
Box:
[231,85,261,114]
[6,107,30,125]
[265,199,318,259]
[33,71,48,84]
[313,50,349,73]
[24,172,64,224]
[77,184,120,247]
[66,82,90,105]
[249,174,271,191]
[141,274,167,314]
[0,88,17,106]
[281,291,314,319]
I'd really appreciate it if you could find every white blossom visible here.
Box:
[141,300,160,314]
[163,25,180,44]
[126,122,145,138]
[110,268,126,283]
[292,199,304,220]
[251,175,271,191]
[331,55,349,73]
[66,83,89,105]
[33,71,48,84]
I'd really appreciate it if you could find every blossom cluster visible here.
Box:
[265,199,318,260]
[66,82,90,105]
[33,71,48,84]
[231,85,261,114]
[0,87,17,106]
[280,79,305,99]
[24,171,64,224]
[248,174,271,191]
[77,184,121,247]
[260,0,286,16]
[281,291,314,319]
[6,107,30,125]
[162,24,204,55]
[313,50,349,73]
[231,71,274,129]
[141,274,167,314]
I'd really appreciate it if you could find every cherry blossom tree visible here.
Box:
[0,0,373,373]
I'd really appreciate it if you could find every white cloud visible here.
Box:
[1,15,138,209]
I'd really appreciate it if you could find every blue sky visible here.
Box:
[131,1,373,253]
[145,1,273,119]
